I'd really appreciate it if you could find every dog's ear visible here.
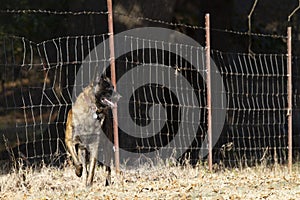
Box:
[95,73,101,82]
[100,74,113,84]
[91,73,100,87]
[95,73,108,85]
[102,70,111,80]
[100,74,106,80]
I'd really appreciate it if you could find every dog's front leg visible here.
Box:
[78,146,87,184]
[69,143,83,177]
[65,137,82,172]
[104,134,112,186]
[65,110,83,176]
[86,156,97,186]
[86,138,100,187]
[105,166,111,186]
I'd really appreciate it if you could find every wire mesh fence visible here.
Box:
[0,8,299,172]
[211,50,288,166]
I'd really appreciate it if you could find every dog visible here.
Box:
[65,75,120,186]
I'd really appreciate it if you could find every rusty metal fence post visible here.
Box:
[107,0,120,173]
[205,13,213,171]
[287,26,292,174]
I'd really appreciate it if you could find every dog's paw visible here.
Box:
[75,163,83,177]
[105,179,111,186]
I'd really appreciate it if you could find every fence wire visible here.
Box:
[0,9,298,170]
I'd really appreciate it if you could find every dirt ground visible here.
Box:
[1,162,300,200]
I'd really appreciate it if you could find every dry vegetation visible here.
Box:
[1,160,300,200]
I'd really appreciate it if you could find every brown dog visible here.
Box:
[65,75,120,186]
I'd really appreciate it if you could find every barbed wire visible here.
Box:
[210,28,287,39]
[113,11,205,30]
[114,11,286,39]
[0,9,108,15]
[116,12,287,39]
[0,9,287,39]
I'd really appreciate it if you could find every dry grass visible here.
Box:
[1,161,300,200]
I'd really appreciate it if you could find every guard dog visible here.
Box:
[65,75,120,186]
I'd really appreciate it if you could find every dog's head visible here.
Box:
[94,75,121,109]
